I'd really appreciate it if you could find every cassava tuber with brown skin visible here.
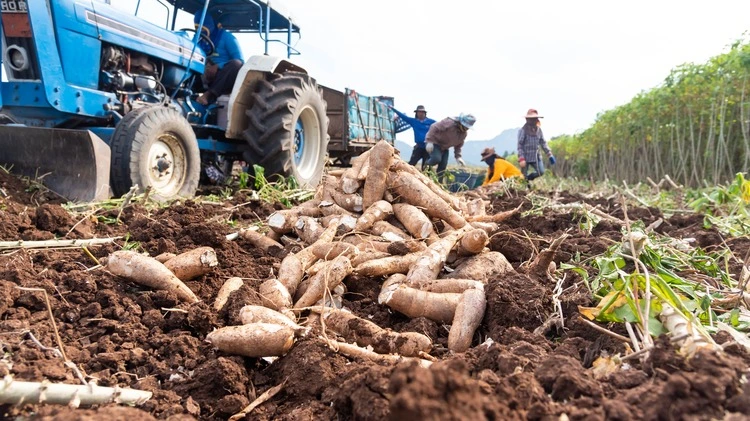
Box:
[153,252,176,263]
[206,323,295,357]
[277,254,304,297]
[102,250,198,303]
[370,220,410,240]
[355,200,393,232]
[294,255,353,309]
[363,140,395,209]
[294,216,325,244]
[353,253,421,277]
[444,252,514,284]
[388,171,467,229]
[457,229,489,256]
[392,203,434,239]
[379,279,462,323]
[341,150,371,193]
[214,277,245,311]
[239,305,306,335]
[467,203,523,223]
[259,278,293,313]
[311,242,359,260]
[239,228,285,256]
[447,288,487,352]
[417,278,484,294]
[313,307,432,357]
[164,246,218,281]
[390,159,460,211]
[350,250,391,267]
[387,240,427,255]
[406,228,467,285]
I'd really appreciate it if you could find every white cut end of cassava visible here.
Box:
[268,212,294,233]
[103,250,199,303]
[213,277,245,311]
[205,323,295,357]
[381,232,405,242]
[164,246,219,282]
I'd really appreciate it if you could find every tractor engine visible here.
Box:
[98,44,190,107]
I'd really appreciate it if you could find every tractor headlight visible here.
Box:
[5,45,29,72]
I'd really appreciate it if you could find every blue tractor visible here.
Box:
[0,0,396,202]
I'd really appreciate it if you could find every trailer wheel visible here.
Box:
[110,106,200,201]
[243,72,329,188]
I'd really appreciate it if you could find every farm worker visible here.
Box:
[194,11,245,105]
[480,147,522,185]
[424,113,476,179]
[517,108,555,181]
[389,104,436,169]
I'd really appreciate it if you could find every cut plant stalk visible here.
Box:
[0,376,152,407]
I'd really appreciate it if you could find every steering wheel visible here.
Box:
[179,28,215,56]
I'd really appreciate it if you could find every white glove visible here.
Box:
[425,143,434,153]
[457,158,466,167]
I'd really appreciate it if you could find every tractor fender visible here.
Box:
[225,55,308,139]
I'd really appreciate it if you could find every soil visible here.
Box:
[0,172,748,420]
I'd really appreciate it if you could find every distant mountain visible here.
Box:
[394,128,520,166]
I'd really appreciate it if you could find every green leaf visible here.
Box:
[730,308,741,327]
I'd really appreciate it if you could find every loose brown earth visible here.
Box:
[1,172,749,420]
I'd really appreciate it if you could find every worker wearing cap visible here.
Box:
[424,113,476,178]
[480,147,522,186]
[193,11,244,105]
[517,108,555,181]
[390,105,436,169]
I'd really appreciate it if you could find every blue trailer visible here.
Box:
[0,0,397,202]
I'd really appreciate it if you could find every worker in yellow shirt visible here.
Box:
[480,147,522,186]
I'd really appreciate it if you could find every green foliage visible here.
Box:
[252,165,313,208]
[550,36,750,188]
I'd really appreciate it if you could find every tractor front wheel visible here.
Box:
[110,106,200,201]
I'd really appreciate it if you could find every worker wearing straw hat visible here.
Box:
[517,108,555,181]
[480,147,522,186]
[389,104,436,169]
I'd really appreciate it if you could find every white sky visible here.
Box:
[125,1,750,142]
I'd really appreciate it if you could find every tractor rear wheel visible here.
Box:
[243,72,329,187]
[110,106,200,201]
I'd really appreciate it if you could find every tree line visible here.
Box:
[548,36,750,187]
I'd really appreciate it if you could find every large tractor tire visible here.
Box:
[110,106,201,201]
[243,72,329,188]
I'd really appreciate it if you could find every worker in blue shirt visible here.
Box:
[390,105,436,169]
[193,11,244,105]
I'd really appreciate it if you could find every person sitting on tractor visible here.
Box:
[193,11,244,105]
[480,147,522,186]
[389,104,436,169]
[424,113,476,179]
